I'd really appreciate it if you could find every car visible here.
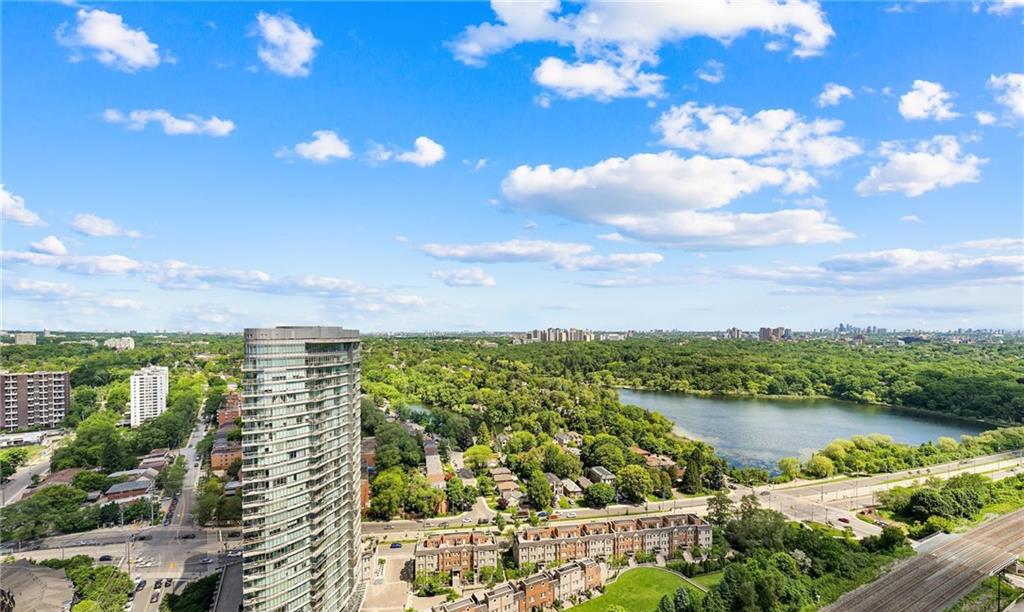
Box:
[727,484,738,490]
[226,531,241,538]
[566,511,577,518]
[383,525,394,530]
[98,555,113,562]
[838,517,850,524]
[200,557,213,563]
[536,511,549,519]
[135,580,146,592]
[154,580,162,590]
[548,513,559,520]
[760,491,769,496]
[135,534,150,541]
[164,578,172,588]
[181,533,196,539]
[150,593,160,604]
[461,517,472,523]
[389,542,402,549]
[227,550,241,558]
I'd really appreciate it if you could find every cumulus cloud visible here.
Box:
[946,237,1024,251]
[898,80,959,121]
[30,236,67,256]
[1,185,45,227]
[103,109,235,137]
[597,232,626,242]
[57,8,161,72]
[553,252,664,271]
[816,82,853,107]
[654,103,861,167]
[975,111,997,125]
[448,1,833,100]
[695,60,725,84]
[987,72,1024,118]
[432,268,497,287]
[254,12,321,77]
[987,0,1024,14]
[855,136,985,197]
[276,130,353,163]
[397,137,446,167]
[901,214,921,223]
[501,151,850,248]
[72,213,141,238]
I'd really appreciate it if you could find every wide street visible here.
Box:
[826,509,1024,612]
[1,446,55,507]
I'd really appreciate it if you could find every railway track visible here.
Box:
[826,509,1024,612]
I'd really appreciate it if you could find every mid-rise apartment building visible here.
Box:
[512,514,711,567]
[413,531,499,577]
[130,365,168,428]
[241,326,362,612]
[0,372,70,430]
[103,337,135,351]
[12,333,36,346]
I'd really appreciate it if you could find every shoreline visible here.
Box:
[615,385,1008,430]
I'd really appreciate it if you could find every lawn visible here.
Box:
[572,568,698,612]
[691,570,724,589]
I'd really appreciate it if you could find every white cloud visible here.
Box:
[103,109,235,137]
[30,236,67,256]
[898,80,959,121]
[987,0,1024,14]
[254,12,321,77]
[554,252,664,271]
[695,60,725,84]
[946,237,1023,251]
[449,1,833,100]
[6,278,79,300]
[393,235,410,243]
[463,158,488,171]
[522,221,538,230]
[724,246,1023,290]
[987,73,1024,118]
[533,57,665,100]
[816,82,853,107]
[431,268,497,287]
[794,195,827,209]
[901,214,921,223]
[655,103,861,167]
[57,8,161,72]
[422,239,591,263]
[396,137,446,167]
[276,130,353,163]
[1,185,45,227]
[855,136,985,197]
[72,213,141,238]
[0,249,426,311]
[597,232,626,242]
[975,111,997,125]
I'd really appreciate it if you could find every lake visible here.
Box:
[617,389,990,470]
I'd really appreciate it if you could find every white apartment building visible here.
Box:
[13,333,36,345]
[104,337,135,351]
[130,365,168,428]
[242,327,362,612]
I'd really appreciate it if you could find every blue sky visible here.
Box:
[2,1,1022,332]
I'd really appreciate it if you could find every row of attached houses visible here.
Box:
[414,531,499,577]
[433,558,605,612]
[513,513,712,566]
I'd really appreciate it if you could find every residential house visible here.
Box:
[586,466,615,485]
[414,531,499,578]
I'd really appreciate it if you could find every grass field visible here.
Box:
[572,568,699,612]
[691,570,724,589]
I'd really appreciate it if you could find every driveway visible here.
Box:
[363,544,413,612]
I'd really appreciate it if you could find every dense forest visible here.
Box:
[365,337,1024,425]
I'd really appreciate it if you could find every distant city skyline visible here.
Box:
[2,2,1022,332]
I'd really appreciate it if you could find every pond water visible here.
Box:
[617,389,990,470]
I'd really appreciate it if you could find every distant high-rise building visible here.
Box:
[130,365,168,428]
[759,327,787,342]
[0,371,70,430]
[725,327,742,339]
[242,326,363,612]
[13,333,36,346]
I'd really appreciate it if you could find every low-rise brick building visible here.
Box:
[414,531,499,578]
[513,513,711,567]
[432,559,605,612]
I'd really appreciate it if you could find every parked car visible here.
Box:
[98,555,113,561]
[135,580,146,592]
[181,533,196,539]
[389,542,402,549]
[461,517,472,523]
[536,511,549,519]
[566,511,577,518]
[150,593,160,604]
[164,578,172,587]
[227,550,241,558]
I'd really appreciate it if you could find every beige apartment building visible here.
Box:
[0,371,70,430]
[414,531,499,577]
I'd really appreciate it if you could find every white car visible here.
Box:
[227,550,241,557]
[566,512,577,518]
[461,517,472,523]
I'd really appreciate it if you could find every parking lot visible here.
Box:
[362,544,414,612]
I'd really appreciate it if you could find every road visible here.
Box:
[1,447,53,507]
[170,422,207,529]
[826,509,1024,612]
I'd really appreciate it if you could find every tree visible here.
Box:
[527,471,553,510]
[673,587,694,612]
[707,489,734,526]
[615,465,653,504]
[778,457,801,480]
[446,477,473,512]
[464,445,495,473]
[226,458,242,480]
[583,482,616,508]
[804,454,836,479]
[658,594,676,612]
[680,450,703,494]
